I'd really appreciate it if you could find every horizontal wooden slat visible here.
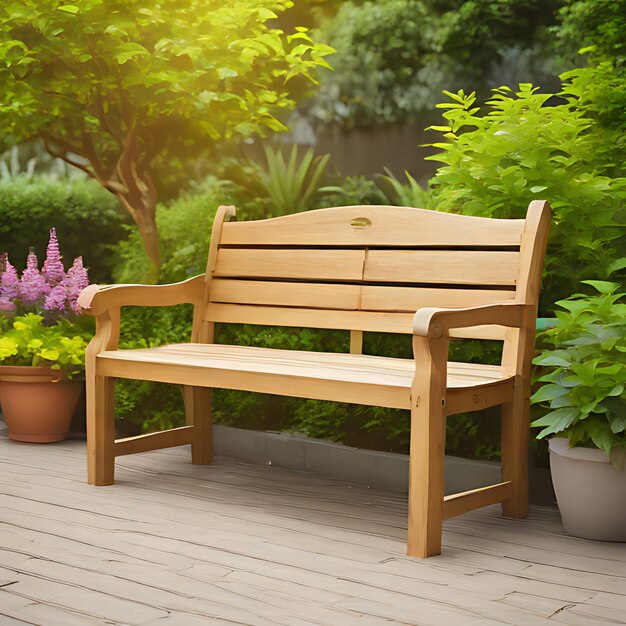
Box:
[207,286,512,339]
[220,205,525,247]
[206,303,415,333]
[364,250,519,286]
[360,285,515,312]
[213,249,365,282]
[443,482,514,520]
[114,426,195,457]
[207,304,509,340]
[97,344,511,411]
[209,279,360,310]
[445,377,514,415]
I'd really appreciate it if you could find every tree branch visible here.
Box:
[42,135,127,196]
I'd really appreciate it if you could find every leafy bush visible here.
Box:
[0,176,127,283]
[0,313,88,380]
[223,144,331,217]
[376,168,432,208]
[531,280,626,468]
[318,174,387,207]
[426,82,626,312]
[554,1,626,136]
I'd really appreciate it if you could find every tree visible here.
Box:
[0,0,332,279]
[302,0,562,128]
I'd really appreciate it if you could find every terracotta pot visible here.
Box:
[549,437,626,542]
[0,365,82,443]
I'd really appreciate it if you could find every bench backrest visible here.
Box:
[199,202,550,344]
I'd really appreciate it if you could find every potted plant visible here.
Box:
[531,279,626,541]
[0,230,91,442]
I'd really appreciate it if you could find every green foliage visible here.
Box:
[531,280,626,467]
[556,0,626,65]
[554,1,626,132]
[0,0,332,148]
[0,313,89,379]
[304,0,561,127]
[0,176,128,281]
[376,168,431,208]
[318,174,387,207]
[240,144,331,216]
[113,183,228,284]
[0,0,332,273]
[426,82,626,311]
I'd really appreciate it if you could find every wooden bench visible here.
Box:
[78,201,550,558]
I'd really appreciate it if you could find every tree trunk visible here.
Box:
[119,192,161,283]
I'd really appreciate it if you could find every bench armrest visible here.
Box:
[78,275,205,316]
[412,303,534,339]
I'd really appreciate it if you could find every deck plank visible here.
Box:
[1,432,625,625]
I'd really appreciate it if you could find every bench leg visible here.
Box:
[501,394,529,518]
[407,394,445,558]
[86,375,115,486]
[184,386,213,465]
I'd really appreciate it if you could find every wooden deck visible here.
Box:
[1,431,625,626]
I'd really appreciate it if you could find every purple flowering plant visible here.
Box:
[0,228,89,319]
[0,230,92,377]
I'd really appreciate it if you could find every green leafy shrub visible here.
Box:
[228,144,331,217]
[0,314,89,380]
[531,280,626,467]
[0,176,128,282]
[376,168,432,208]
[318,174,387,207]
[427,82,626,312]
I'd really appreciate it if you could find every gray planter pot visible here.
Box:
[549,437,626,541]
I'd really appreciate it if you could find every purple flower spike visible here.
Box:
[44,283,68,311]
[67,256,89,312]
[0,296,16,312]
[42,228,66,285]
[19,249,50,306]
[0,257,19,300]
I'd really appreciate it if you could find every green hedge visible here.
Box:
[0,176,128,282]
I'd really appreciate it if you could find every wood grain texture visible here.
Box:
[360,285,515,312]
[219,205,526,247]
[443,482,513,520]
[364,250,520,286]
[213,248,365,281]
[209,279,361,310]
[206,303,416,333]
[114,426,195,457]
[2,435,624,626]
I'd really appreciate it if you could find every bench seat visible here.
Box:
[97,343,513,411]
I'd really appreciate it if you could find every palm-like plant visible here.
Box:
[255,144,330,215]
